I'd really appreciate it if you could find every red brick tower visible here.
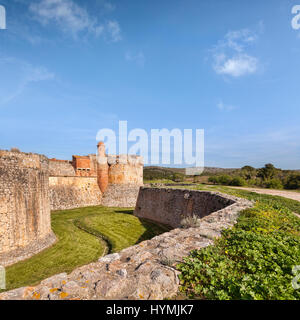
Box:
[97,142,109,193]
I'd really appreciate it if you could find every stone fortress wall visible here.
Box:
[49,176,102,211]
[0,151,56,266]
[48,157,102,211]
[0,144,143,265]
[0,188,253,300]
[48,143,143,210]
[99,144,144,207]
[49,159,75,177]
[0,147,254,299]
[134,187,235,228]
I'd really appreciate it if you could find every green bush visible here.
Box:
[241,166,256,180]
[257,163,278,180]
[203,164,299,191]
[172,173,185,182]
[264,178,284,189]
[285,174,300,190]
[177,194,300,300]
[208,176,219,184]
[247,178,260,186]
[230,176,247,186]
[218,175,233,185]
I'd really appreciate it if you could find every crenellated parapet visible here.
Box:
[95,142,144,207]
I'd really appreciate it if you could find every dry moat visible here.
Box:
[0,147,253,300]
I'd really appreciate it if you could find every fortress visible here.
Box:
[0,143,143,266]
[49,142,143,210]
[0,143,254,300]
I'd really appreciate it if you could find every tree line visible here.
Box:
[208,164,300,190]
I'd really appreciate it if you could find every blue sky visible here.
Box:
[0,0,300,169]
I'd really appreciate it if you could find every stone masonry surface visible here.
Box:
[0,151,56,267]
[48,145,143,210]
[134,187,236,228]
[0,145,143,266]
[0,188,253,300]
[49,159,75,177]
[49,177,102,211]
[101,184,141,208]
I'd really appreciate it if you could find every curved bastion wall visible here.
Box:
[0,145,144,267]
[134,187,236,228]
[0,188,253,300]
[101,154,144,207]
[0,151,56,267]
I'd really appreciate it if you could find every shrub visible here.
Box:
[218,175,233,185]
[208,176,218,184]
[172,173,185,182]
[264,178,284,189]
[241,166,256,180]
[229,176,247,187]
[247,178,258,186]
[177,200,300,300]
[257,163,278,180]
[180,215,201,228]
[285,174,300,190]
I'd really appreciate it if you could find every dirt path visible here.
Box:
[229,187,300,218]
[229,187,300,202]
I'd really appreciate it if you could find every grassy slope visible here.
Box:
[177,185,300,300]
[77,210,171,253]
[1,206,168,292]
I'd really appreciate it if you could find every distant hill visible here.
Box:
[143,165,300,187]
[201,167,239,175]
[143,166,239,182]
[144,166,238,175]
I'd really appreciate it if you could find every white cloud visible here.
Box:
[107,20,121,42]
[125,51,145,67]
[212,27,260,77]
[29,0,121,41]
[214,53,258,77]
[224,29,257,52]
[0,57,54,105]
[217,100,236,111]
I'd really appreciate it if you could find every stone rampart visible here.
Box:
[0,146,143,267]
[107,155,144,185]
[49,159,75,177]
[49,176,102,211]
[134,187,235,228]
[101,184,141,208]
[0,151,56,266]
[0,189,253,300]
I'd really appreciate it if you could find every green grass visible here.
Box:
[77,210,170,253]
[199,184,300,213]
[177,185,300,300]
[143,179,175,184]
[1,206,169,292]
